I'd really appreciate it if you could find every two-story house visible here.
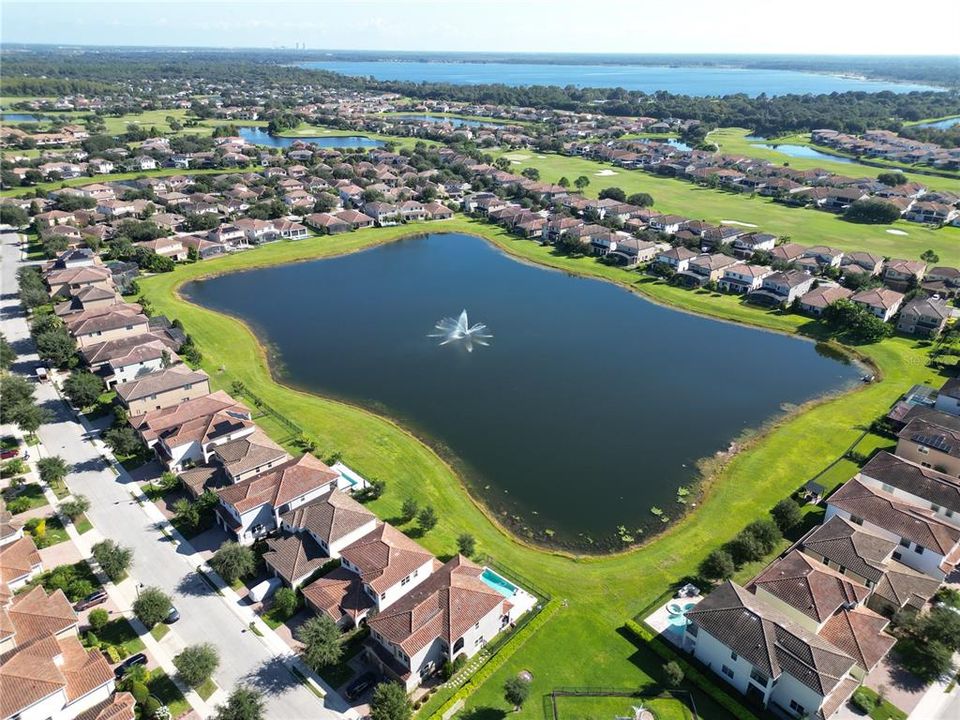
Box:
[717,263,773,294]
[896,296,950,337]
[365,555,517,690]
[114,365,210,415]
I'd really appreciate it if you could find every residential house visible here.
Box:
[130,391,254,471]
[45,266,114,299]
[0,586,118,720]
[897,296,950,337]
[749,270,816,306]
[883,260,926,292]
[364,202,401,226]
[840,252,884,278]
[851,288,904,322]
[0,534,42,593]
[825,476,960,580]
[215,453,338,545]
[305,213,352,235]
[896,416,960,479]
[65,306,150,349]
[798,515,939,615]
[135,237,188,262]
[676,253,737,288]
[679,581,864,720]
[798,286,853,317]
[717,263,773,294]
[334,210,375,230]
[655,246,697,273]
[115,365,210,416]
[935,378,960,417]
[364,555,518,690]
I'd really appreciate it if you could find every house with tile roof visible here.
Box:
[114,365,210,415]
[0,586,116,720]
[213,453,337,544]
[896,416,960,479]
[319,523,437,622]
[825,476,960,580]
[1,533,43,595]
[130,390,253,471]
[683,581,862,720]
[364,555,516,691]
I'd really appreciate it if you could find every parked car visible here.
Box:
[114,652,147,678]
[0,436,20,460]
[75,589,109,611]
[165,606,180,623]
[345,672,379,701]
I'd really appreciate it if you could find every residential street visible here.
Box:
[1,229,353,720]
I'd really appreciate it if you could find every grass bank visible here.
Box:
[494,148,960,266]
[137,218,941,719]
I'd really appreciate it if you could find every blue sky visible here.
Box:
[2,0,958,55]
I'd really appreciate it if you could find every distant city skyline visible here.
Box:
[2,0,958,56]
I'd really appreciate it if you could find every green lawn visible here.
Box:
[708,127,960,191]
[148,670,191,719]
[493,149,960,267]
[136,218,942,720]
[99,617,146,655]
[4,482,50,513]
[195,677,218,701]
[553,694,695,720]
[150,623,170,641]
[25,514,69,548]
[74,512,93,534]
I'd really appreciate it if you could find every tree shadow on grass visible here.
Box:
[457,707,507,720]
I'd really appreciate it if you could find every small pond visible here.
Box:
[749,141,856,164]
[389,114,500,128]
[2,113,42,122]
[238,127,384,149]
[183,232,860,550]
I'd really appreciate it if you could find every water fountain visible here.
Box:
[430,309,492,352]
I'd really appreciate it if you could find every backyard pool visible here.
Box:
[666,601,697,627]
[481,568,519,597]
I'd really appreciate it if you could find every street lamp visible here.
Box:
[136,583,143,599]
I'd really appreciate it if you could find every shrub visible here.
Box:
[417,505,437,532]
[142,697,163,718]
[503,676,530,709]
[728,532,765,565]
[133,587,171,628]
[400,497,418,523]
[92,539,132,582]
[296,615,342,670]
[131,681,150,704]
[456,533,476,557]
[106,645,122,664]
[174,643,220,687]
[770,498,802,532]
[851,687,878,713]
[272,587,298,619]
[85,631,100,647]
[60,495,90,519]
[663,660,685,687]
[88,608,109,632]
[743,518,782,555]
[699,549,735,581]
[7,496,30,514]
[209,543,256,585]
[370,682,411,720]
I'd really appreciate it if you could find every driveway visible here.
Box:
[1,230,354,720]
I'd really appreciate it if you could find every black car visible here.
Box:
[113,652,148,678]
[165,606,180,623]
[75,589,109,611]
[345,672,378,701]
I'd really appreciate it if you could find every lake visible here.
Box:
[1,113,42,122]
[749,142,857,165]
[913,116,960,130]
[299,61,939,96]
[183,233,860,550]
[389,114,500,128]
[238,127,384,149]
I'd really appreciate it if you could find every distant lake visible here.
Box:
[750,142,857,165]
[2,113,42,122]
[299,61,940,96]
[238,127,384,149]
[389,114,500,128]
[183,233,860,550]
[913,116,960,130]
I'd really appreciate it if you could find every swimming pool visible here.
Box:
[481,568,518,597]
[667,601,697,627]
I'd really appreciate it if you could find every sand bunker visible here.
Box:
[595,169,618,176]
[503,153,530,161]
[886,229,909,236]
[720,220,759,227]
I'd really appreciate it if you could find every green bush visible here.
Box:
[106,645,122,664]
[131,681,150,704]
[85,631,100,647]
[852,687,878,713]
[143,696,162,717]
[6,496,30,514]
[88,608,109,632]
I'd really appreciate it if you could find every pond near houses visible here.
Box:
[238,127,384,149]
[182,232,860,550]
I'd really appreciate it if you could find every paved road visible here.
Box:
[1,230,351,720]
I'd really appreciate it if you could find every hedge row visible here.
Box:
[623,620,761,720]
[424,599,562,720]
